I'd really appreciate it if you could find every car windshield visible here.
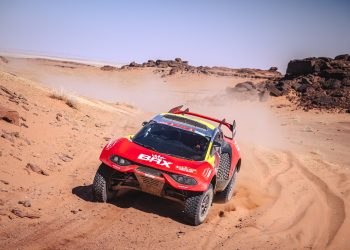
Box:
[132,122,210,161]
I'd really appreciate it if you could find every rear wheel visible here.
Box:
[217,153,230,181]
[184,184,213,226]
[218,169,237,202]
[92,163,115,202]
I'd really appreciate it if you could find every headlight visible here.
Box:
[110,155,132,166]
[170,174,197,186]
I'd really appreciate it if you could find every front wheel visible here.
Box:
[184,184,213,226]
[92,163,115,202]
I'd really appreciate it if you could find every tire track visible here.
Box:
[292,154,346,247]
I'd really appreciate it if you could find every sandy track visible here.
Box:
[1,58,350,249]
[2,144,348,249]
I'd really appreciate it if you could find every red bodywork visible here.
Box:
[99,107,241,193]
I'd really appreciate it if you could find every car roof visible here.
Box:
[151,113,216,138]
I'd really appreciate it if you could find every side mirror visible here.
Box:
[142,121,148,126]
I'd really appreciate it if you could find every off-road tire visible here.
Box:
[218,169,237,202]
[217,153,230,181]
[92,163,115,202]
[184,184,213,226]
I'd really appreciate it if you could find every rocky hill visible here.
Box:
[118,58,281,79]
[266,54,350,111]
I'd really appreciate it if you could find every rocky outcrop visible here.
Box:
[268,54,350,111]
[100,65,116,71]
[0,85,29,108]
[121,58,282,79]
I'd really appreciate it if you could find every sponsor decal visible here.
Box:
[137,153,172,168]
[202,168,212,179]
[176,166,197,174]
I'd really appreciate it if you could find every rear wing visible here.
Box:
[168,105,236,139]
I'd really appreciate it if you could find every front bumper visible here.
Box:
[101,157,209,200]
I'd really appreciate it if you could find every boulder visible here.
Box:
[169,67,180,75]
[296,84,309,93]
[291,82,302,91]
[301,77,313,85]
[100,65,116,71]
[268,67,278,71]
[287,59,316,75]
[144,60,156,67]
[129,61,142,67]
[18,200,31,207]
[322,79,342,89]
[319,57,332,62]
[317,60,333,71]
[267,85,283,97]
[0,106,19,125]
[155,60,169,68]
[25,163,49,176]
[235,81,255,91]
[320,69,349,80]
[286,58,333,75]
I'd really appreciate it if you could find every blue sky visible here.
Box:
[0,0,349,72]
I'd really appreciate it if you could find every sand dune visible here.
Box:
[0,56,349,249]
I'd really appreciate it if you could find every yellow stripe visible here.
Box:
[205,142,215,167]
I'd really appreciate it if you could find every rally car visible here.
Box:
[92,105,241,225]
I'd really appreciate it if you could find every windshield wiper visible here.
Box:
[133,141,157,151]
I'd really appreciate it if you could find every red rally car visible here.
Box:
[93,106,241,225]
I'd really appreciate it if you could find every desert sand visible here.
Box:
[0,56,349,250]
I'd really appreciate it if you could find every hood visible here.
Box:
[103,138,211,175]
